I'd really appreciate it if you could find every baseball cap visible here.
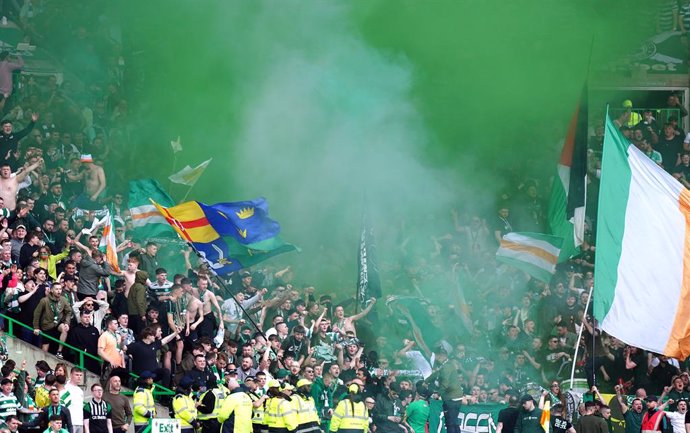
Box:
[140,371,156,380]
[179,376,194,388]
[296,379,312,388]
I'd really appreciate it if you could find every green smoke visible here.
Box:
[122,0,656,290]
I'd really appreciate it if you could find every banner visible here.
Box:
[429,400,503,433]
[357,211,381,308]
[428,394,629,433]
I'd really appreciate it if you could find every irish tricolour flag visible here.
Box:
[593,114,690,359]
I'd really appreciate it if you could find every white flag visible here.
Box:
[170,136,182,153]
[168,158,212,186]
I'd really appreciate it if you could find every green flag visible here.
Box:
[128,179,176,240]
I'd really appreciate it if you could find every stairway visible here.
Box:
[2,331,171,432]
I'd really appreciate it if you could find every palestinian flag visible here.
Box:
[548,85,588,262]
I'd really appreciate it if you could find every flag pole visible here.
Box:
[168,152,178,197]
[569,284,594,389]
[184,241,280,359]
[181,183,195,202]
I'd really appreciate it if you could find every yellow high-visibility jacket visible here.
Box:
[198,388,227,421]
[132,386,155,425]
[173,392,198,428]
[330,399,368,433]
[265,396,298,432]
[248,391,267,425]
[218,390,254,433]
[292,394,320,433]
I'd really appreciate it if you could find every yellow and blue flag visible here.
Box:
[151,198,295,274]
[199,198,280,244]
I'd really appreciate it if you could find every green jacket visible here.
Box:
[127,271,148,316]
[310,376,340,417]
[427,359,464,400]
[33,296,72,331]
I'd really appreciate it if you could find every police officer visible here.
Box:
[293,379,320,433]
[244,376,269,433]
[330,384,368,433]
[218,377,253,433]
[173,377,199,433]
[132,371,156,433]
[198,379,227,433]
[265,380,298,433]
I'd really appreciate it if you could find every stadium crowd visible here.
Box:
[0,2,684,433]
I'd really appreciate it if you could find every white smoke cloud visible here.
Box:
[224,2,460,238]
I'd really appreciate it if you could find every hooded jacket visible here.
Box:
[127,271,149,317]
[77,254,110,296]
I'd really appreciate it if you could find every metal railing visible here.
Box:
[0,313,174,396]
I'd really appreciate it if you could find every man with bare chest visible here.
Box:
[0,158,43,210]
[73,155,106,209]
[185,284,204,342]
[122,256,139,297]
[195,276,223,339]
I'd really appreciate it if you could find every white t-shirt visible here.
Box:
[63,382,84,425]
[665,410,686,433]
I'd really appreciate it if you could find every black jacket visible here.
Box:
[0,120,35,167]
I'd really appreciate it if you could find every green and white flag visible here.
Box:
[128,179,176,240]
[496,232,562,282]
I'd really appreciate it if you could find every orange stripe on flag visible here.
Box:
[499,241,558,265]
[131,211,162,220]
[540,401,551,433]
[666,189,690,359]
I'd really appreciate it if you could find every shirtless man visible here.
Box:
[331,298,377,336]
[166,284,188,365]
[84,157,106,199]
[196,275,224,338]
[122,255,140,297]
[74,156,106,209]
[186,284,204,340]
[0,158,43,210]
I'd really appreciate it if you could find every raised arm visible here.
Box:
[349,297,377,322]
[615,384,629,414]
[15,157,42,183]
[161,329,180,346]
